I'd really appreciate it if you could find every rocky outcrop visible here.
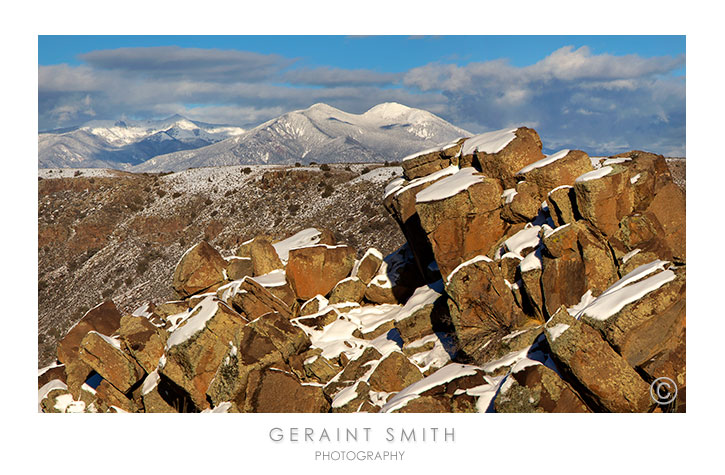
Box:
[41,127,685,414]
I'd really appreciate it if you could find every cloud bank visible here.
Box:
[39,45,685,156]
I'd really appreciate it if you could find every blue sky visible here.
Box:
[38,35,686,155]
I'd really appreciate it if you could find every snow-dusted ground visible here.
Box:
[39,168,126,179]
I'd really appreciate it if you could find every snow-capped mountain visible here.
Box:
[132,103,472,172]
[39,115,246,169]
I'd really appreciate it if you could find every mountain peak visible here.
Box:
[364,102,414,119]
[305,103,341,114]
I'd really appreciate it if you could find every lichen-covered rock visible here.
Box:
[416,169,505,279]
[515,149,594,196]
[394,293,447,344]
[352,248,384,285]
[56,300,123,366]
[581,266,685,369]
[95,379,137,413]
[324,346,383,398]
[445,257,521,362]
[250,236,284,276]
[172,241,227,298]
[79,332,144,393]
[501,181,541,223]
[301,352,342,384]
[641,182,686,262]
[547,185,578,227]
[286,245,356,300]
[544,308,652,412]
[226,257,253,281]
[230,275,297,320]
[461,127,545,187]
[401,139,463,180]
[299,295,328,316]
[160,297,248,410]
[494,364,590,413]
[364,244,423,305]
[241,366,330,413]
[118,315,167,374]
[574,166,634,236]
[367,351,423,392]
[328,277,367,305]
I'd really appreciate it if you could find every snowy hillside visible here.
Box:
[132,103,471,172]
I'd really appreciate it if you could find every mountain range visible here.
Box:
[39,103,471,172]
[39,115,246,169]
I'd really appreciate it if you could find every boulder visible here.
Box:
[395,294,447,344]
[328,277,367,305]
[95,379,137,413]
[515,149,594,196]
[367,351,424,392]
[577,225,619,294]
[250,236,284,276]
[230,276,297,320]
[294,307,341,331]
[324,346,383,398]
[207,310,308,406]
[541,252,587,317]
[206,324,283,406]
[581,266,685,369]
[172,241,227,298]
[300,351,342,384]
[641,182,686,262]
[226,257,253,281]
[352,248,384,285]
[544,308,652,412]
[241,366,330,413]
[498,252,522,283]
[252,311,310,359]
[609,213,673,262]
[462,127,545,187]
[415,168,505,278]
[38,364,66,389]
[610,151,673,211]
[56,300,122,365]
[63,359,94,400]
[391,395,452,413]
[299,295,328,316]
[286,245,356,300]
[547,186,579,227]
[383,168,456,281]
[445,257,520,362]
[118,315,167,374]
[540,222,617,316]
[501,181,541,223]
[519,263,545,322]
[78,332,144,393]
[140,372,177,413]
[639,329,686,390]
[160,297,248,410]
[401,139,463,180]
[494,364,590,413]
[331,380,374,413]
[574,165,634,236]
